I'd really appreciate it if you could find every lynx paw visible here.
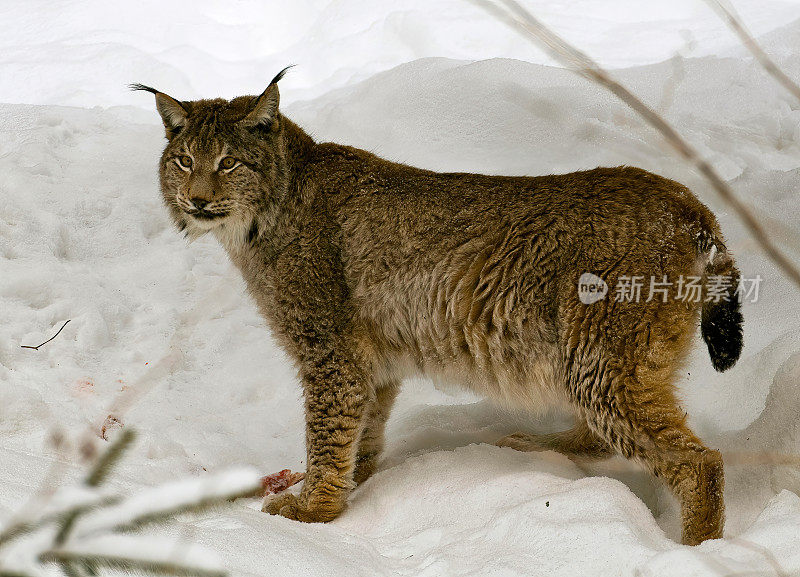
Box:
[262,489,344,523]
[262,492,301,519]
[495,432,545,452]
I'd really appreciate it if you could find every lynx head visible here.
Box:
[132,66,293,241]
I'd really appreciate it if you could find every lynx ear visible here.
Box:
[243,84,279,128]
[130,83,189,138]
[242,65,294,129]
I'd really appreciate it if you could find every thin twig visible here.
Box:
[470,0,800,289]
[703,0,800,103]
[565,449,800,474]
[21,320,71,350]
[723,450,800,466]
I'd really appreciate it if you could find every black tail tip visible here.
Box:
[702,297,744,372]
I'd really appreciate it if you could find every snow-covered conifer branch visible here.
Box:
[55,430,137,546]
[73,469,262,537]
[84,429,136,488]
[41,534,227,577]
[0,430,261,577]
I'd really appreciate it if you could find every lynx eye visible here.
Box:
[219,156,238,171]
[177,155,193,169]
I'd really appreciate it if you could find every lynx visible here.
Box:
[134,67,743,545]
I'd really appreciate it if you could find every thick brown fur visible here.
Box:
[137,74,742,545]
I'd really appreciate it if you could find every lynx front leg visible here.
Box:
[264,349,369,522]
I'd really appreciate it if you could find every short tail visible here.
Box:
[699,237,744,372]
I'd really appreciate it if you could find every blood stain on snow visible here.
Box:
[73,377,95,395]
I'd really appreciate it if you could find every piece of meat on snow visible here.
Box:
[260,469,304,496]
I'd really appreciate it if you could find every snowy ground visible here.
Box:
[2,1,800,576]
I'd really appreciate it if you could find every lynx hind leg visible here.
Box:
[496,421,611,459]
[575,369,724,545]
[353,382,399,485]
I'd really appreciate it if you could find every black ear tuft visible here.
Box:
[242,68,295,130]
[129,83,189,138]
[269,65,296,86]
[129,83,160,94]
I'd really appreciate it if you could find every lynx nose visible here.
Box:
[191,198,209,210]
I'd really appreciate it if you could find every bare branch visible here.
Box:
[703,0,800,103]
[723,451,800,467]
[470,0,800,289]
[21,320,71,351]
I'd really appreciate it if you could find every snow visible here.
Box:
[2,1,800,576]
[3,0,800,108]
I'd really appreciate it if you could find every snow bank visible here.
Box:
[2,0,800,108]
[2,2,800,576]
